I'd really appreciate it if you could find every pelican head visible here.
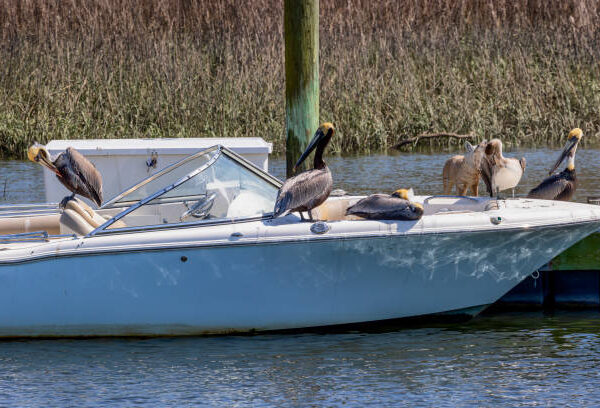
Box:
[293,122,335,172]
[549,128,582,174]
[391,187,415,200]
[392,189,410,199]
[392,189,423,213]
[27,143,57,172]
[412,202,424,214]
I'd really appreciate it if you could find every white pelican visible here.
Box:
[480,138,526,197]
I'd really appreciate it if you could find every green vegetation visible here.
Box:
[1,0,599,158]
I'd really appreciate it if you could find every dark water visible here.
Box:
[1,148,600,406]
[1,312,600,406]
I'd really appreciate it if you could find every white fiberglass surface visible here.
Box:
[107,153,279,229]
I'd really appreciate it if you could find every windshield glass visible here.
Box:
[106,147,218,206]
[105,150,279,230]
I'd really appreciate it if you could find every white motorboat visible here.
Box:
[0,145,599,337]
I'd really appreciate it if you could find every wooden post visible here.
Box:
[284,0,319,178]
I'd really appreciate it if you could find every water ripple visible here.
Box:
[0,313,596,406]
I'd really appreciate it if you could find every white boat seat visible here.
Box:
[59,198,126,236]
[227,190,274,218]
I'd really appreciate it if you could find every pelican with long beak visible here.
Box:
[480,138,526,198]
[28,143,103,207]
[273,123,335,221]
[527,128,582,201]
[345,189,424,221]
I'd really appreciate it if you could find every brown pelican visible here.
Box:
[345,189,424,220]
[527,128,582,201]
[273,123,335,221]
[27,143,103,207]
[480,138,526,197]
[442,140,487,196]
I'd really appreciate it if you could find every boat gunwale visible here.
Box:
[0,217,597,265]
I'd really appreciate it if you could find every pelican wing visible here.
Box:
[527,173,573,201]
[273,168,332,217]
[58,148,103,206]
[479,156,494,197]
[346,195,423,220]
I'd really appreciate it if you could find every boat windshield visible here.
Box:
[104,147,219,207]
[93,146,281,234]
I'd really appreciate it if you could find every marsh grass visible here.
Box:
[1,0,600,158]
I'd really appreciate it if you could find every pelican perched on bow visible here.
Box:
[28,143,103,207]
[527,128,582,201]
[345,189,423,221]
[480,138,526,197]
[273,123,335,221]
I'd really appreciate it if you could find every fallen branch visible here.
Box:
[394,132,474,149]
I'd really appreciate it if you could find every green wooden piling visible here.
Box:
[551,233,600,271]
[284,0,319,178]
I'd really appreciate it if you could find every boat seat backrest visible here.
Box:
[59,198,126,236]
[311,198,365,221]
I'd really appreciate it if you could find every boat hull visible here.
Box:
[0,221,596,337]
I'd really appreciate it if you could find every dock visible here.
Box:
[493,232,600,310]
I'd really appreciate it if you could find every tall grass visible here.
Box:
[1,0,600,158]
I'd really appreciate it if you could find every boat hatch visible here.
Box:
[89,145,283,236]
[421,195,498,215]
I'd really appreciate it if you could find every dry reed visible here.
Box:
[1,0,600,158]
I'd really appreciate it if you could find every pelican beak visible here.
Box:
[549,137,578,175]
[293,126,329,172]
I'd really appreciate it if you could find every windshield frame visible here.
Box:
[101,146,222,209]
[87,145,282,237]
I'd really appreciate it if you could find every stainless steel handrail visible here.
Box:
[0,231,76,243]
[0,203,59,209]
[0,203,60,218]
[0,231,48,243]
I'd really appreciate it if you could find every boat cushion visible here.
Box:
[60,209,95,236]
[227,190,274,218]
[0,214,61,236]
[311,198,365,221]
[59,198,126,236]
